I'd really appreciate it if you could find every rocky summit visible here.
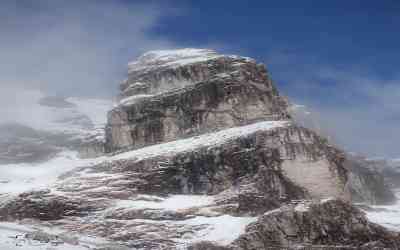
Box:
[0,48,398,249]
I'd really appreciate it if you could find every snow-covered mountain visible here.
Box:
[0,49,399,249]
[0,94,112,192]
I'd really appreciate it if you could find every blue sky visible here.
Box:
[0,0,399,157]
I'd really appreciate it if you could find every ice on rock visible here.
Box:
[128,48,222,72]
[116,195,214,211]
[111,120,290,162]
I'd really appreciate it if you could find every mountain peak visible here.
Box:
[127,48,253,73]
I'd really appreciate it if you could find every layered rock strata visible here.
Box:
[106,49,289,152]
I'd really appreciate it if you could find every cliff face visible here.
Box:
[288,103,395,205]
[104,48,350,200]
[105,49,288,152]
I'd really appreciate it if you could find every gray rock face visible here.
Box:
[0,189,106,221]
[106,49,289,152]
[63,124,349,206]
[288,103,395,205]
[192,199,400,249]
[233,199,400,249]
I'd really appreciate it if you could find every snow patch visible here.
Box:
[0,151,105,195]
[118,94,153,106]
[129,48,220,72]
[128,48,248,73]
[111,120,290,162]
[178,215,257,245]
[116,195,214,211]
[294,202,310,212]
[321,197,335,203]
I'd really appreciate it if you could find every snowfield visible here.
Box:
[0,151,106,195]
[115,195,215,211]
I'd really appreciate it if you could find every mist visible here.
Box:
[267,51,400,158]
[0,0,177,99]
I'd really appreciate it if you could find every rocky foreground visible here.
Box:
[0,49,398,249]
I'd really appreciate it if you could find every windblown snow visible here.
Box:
[366,190,400,231]
[127,48,253,73]
[111,120,290,162]
[128,48,221,73]
[0,151,105,195]
[115,195,215,211]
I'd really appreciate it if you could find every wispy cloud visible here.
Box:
[267,50,400,158]
[0,0,178,98]
[0,0,182,125]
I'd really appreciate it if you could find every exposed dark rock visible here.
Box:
[188,241,232,250]
[229,199,400,249]
[106,50,289,153]
[0,190,107,221]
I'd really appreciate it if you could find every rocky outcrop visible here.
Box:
[288,103,395,205]
[62,123,349,207]
[106,49,289,152]
[0,189,106,221]
[191,199,400,249]
[233,199,400,249]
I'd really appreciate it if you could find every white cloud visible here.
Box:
[268,53,400,158]
[0,0,177,98]
[0,0,181,125]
